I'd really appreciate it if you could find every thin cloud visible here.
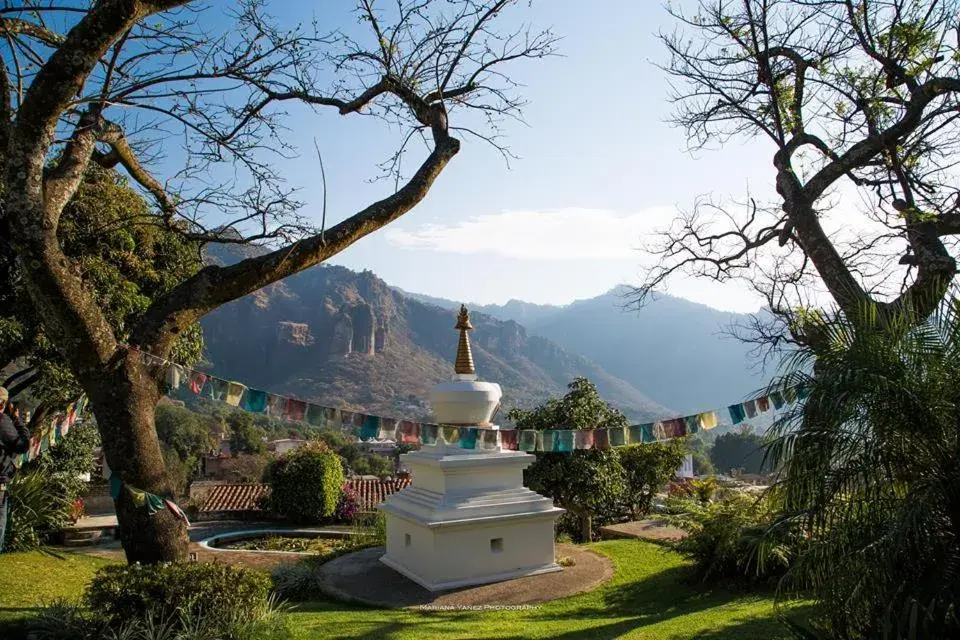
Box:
[385,207,676,260]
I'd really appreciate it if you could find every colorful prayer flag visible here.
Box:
[519,429,538,452]
[109,473,123,500]
[242,389,269,413]
[627,425,645,444]
[459,427,477,450]
[165,498,190,525]
[480,428,499,450]
[266,393,286,416]
[305,403,327,426]
[743,399,757,419]
[539,429,558,452]
[225,381,246,407]
[683,415,701,435]
[207,377,228,401]
[728,403,746,424]
[769,391,785,410]
[166,364,184,391]
[284,398,307,422]
[188,372,208,394]
[380,418,398,440]
[641,423,656,443]
[756,396,770,413]
[593,428,610,449]
[145,492,165,514]
[575,429,594,450]
[399,420,420,444]
[665,418,687,438]
[440,425,459,445]
[698,411,719,430]
[359,415,381,441]
[608,426,626,447]
[500,429,519,451]
[556,430,574,452]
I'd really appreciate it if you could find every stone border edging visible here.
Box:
[198,528,356,555]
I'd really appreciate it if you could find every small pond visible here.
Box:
[201,528,359,555]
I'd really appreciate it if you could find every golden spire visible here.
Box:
[454,304,475,376]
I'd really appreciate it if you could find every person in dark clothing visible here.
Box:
[0,386,30,552]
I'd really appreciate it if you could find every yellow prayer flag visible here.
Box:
[225,381,246,407]
[699,411,719,430]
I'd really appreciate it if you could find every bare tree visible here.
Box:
[636,0,960,337]
[1,0,555,563]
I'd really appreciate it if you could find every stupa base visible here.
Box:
[380,554,562,592]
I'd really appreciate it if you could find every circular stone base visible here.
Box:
[316,543,614,608]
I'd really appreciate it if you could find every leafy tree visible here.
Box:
[0,164,202,422]
[509,377,629,541]
[619,439,688,519]
[638,0,960,345]
[688,437,714,476]
[25,422,101,505]
[764,299,960,638]
[350,452,395,479]
[264,441,345,525]
[154,405,217,466]
[225,412,266,456]
[710,428,769,475]
[0,0,555,563]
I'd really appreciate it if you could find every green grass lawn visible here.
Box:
[0,540,804,639]
[288,540,803,639]
[0,548,115,632]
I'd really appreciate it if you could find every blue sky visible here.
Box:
[217,1,782,312]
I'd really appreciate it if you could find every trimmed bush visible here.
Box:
[85,562,272,629]
[264,441,345,524]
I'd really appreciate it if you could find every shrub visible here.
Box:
[271,561,325,602]
[669,492,797,585]
[264,441,345,524]
[4,468,71,551]
[334,482,361,523]
[85,562,272,631]
[30,594,292,640]
[691,477,717,503]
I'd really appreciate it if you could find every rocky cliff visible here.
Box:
[199,257,668,422]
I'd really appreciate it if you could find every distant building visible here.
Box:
[267,438,307,454]
[190,477,412,521]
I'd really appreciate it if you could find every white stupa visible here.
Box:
[379,305,564,591]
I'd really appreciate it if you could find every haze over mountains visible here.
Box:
[403,288,770,414]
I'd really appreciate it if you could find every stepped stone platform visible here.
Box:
[316,543,613,608]
[599,519,688,543]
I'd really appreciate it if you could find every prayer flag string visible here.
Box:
[128,344,806,453]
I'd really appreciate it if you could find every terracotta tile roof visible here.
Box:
[198,478,412,514]
[199,483,269,513]
[349,478,412,512]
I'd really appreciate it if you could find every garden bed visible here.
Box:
[200,528,358,555]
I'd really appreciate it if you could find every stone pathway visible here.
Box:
[315,543,614,608]
[599,519,688,543]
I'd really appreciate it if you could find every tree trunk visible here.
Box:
[579,511,592,543]
[85,351,188,563]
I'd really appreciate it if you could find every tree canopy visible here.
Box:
[0,0,554,562]
[639,0,960,344]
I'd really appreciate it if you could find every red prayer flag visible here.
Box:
[499,429,519,450]
[284,398,307,422]
[188,372,208,395]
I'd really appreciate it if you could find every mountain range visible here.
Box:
[400,288,769,414]
[199,247,769,424]
[200,250,669,422]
